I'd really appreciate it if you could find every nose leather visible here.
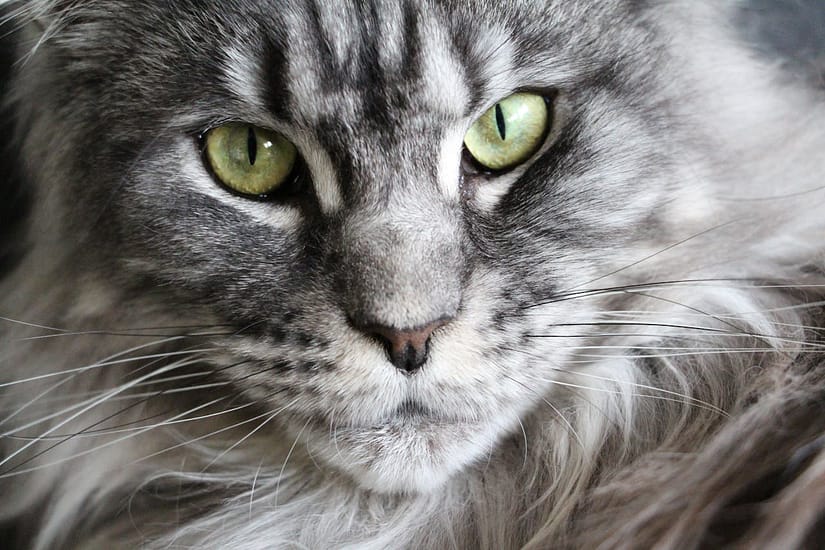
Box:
[361,318,451,373]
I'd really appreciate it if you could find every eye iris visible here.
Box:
[204,124,297,197]
[463,92,550,172]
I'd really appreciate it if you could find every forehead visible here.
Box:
[273,0,472,128]
[48,0,653,159]
[115,0,641,125]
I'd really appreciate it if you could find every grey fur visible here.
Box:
[1,0,825,548]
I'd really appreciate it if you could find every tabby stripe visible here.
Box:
[263,32,293,122]
[305,0,339,89]
[399,0,422,83]
[356,0,392,132]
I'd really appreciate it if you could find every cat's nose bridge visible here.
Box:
[335,210,464,336]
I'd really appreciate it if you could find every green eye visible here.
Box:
[463,93,550,172]
[204,124,297,197]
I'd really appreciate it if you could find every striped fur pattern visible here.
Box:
[1,1,824,548]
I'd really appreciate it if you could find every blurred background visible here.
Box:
[741,0,825,83]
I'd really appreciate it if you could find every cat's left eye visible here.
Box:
[463,92,550,172]
[203,124,297,198]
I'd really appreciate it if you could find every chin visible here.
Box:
[299,416,509,494]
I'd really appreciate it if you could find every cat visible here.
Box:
[1,0,825,548]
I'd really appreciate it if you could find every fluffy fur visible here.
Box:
[1,1,825,548]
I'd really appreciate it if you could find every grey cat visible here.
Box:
[1,0,825,548]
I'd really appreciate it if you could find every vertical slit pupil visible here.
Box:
[495,104,506,140]
[247,126,258,166]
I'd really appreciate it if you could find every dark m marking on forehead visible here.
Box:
[399,1,423,83]
[305,0,339,91]
[354,0,391,130]
[263,31,293,121]
[298,0,427,135]
[371,0,423,120]
[314,117,359,205]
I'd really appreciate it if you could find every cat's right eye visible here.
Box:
[203,124,297,198]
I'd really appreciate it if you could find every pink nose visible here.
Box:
[364,319,451,373]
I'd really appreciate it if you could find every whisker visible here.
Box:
[17,329,237,342]
[4,409,176,442]
[0,356,202,470]
[201,400,295,471]
[0,395,242,479]
[625,290,751,337]
[0,342,218,388]
[275,418,311,507]
[248,458,266,519]
[563,350,805,360]
[0,351,217,433]
[519,280,825,311]
[514,414,529,468]
[12,319,266,342]
[526,322,825,350]
[1,355,256,439]
[4,383,241,441]
[549,344,818,354]
[2,370,217,413]
[534,375,727,416]
[500,372,586,452]
[129,396,301,468]
[557,369,727,416]
[0,374,77,428]
[502,346,728,416]
[530,321,730,334]
[0,315,68,333]
[522,331,823,351]
[573,309,825,331]
[717,183,825,202]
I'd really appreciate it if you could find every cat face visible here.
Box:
[27,0,706,492]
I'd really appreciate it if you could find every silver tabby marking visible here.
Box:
[1,0,825,548]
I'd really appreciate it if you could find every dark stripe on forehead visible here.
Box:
[263,32,293,121]
[305,0,340,91]
[314,117,359,206]
[400,0,422,84]
[355,0,391,130]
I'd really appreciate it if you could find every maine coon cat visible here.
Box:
[1,0,825,548]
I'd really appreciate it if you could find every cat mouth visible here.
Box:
[300,405,497,493]
[296,398,480,435]
[392,398,431,419]
[373,398,482,428]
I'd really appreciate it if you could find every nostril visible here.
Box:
[382,338,429,373]
[358,318,451,373]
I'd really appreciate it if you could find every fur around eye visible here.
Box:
[204,124,297,197]
[463,93,550,171]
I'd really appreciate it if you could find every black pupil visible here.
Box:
[495,104,506,140]
[247,127,258,166]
